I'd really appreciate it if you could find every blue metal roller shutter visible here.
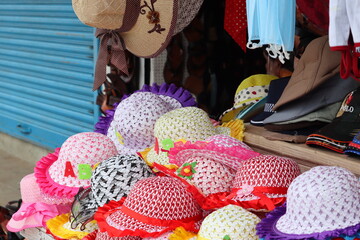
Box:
[0,0,99,149]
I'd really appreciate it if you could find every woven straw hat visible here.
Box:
[81,230,142,240]
[220,74,278,123]
[196,205,260,240]
[169,135,261,171]
[94,176,203,238]
[257,166,360,240]
[35,132,118,200]
[72,0,204,58]
[231,155,301,212]
[6,173,71,232]
[145,107,237,166]
[96,83,197,155]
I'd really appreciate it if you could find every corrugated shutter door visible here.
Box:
[0,0,99,149]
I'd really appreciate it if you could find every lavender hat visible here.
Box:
[256,166,360,240]
[95,83,197,154]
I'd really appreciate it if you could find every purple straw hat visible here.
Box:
[95,83,197,154]
[256,166,360,240]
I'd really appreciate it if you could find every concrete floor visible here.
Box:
[0,149,34,206]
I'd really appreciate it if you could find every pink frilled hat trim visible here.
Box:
[34,148,79,199]
[168,140,260,170]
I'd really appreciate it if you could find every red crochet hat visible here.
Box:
[94,176,203,238]
[230,155,301,212]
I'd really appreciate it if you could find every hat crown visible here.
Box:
[48,132,117,187]
[205,135,253,150]
[91,154,154,207]
[107,92,178,153]
[276,166,360,234]
[122,176,202,220]
[20,174,43,203]
[154,107,217,142]
[72,0,126,30]
[198,205,260,239]
[177,156,235,196]
[233,155,301,189]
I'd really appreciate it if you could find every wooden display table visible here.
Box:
[243,124,360,176]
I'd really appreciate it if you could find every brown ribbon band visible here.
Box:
[93,0,141,91]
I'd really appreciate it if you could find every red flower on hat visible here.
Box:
[177,162,197,180]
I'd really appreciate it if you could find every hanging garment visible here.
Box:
[329,0,360,79]
[224,0,247,52]
[246,0,296,63]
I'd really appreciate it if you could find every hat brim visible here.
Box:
[256,203,360,239]
[237,96,268,123]
[122,0,178,58]
[34,148,79,200]
[19,227,55,240]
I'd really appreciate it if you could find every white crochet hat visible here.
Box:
[95,83,197,154]
[256,166,360,240]
[145,107,225,166]
[198,205,260,240]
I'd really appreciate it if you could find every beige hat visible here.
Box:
[273,35,341,110]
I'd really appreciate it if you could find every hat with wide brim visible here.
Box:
[73,0,204,58]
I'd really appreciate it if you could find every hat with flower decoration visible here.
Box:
[144,107,245,167]
[94,176,203,238]
[95,83,197,154]
[256,166,360,240]
[229,154,301,212]
[34,132,118,201]
[6,173,71,232]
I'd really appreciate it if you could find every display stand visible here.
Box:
[243,124,360,176]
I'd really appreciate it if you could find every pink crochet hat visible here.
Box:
[35,132,118,200]
[169,135,261,170]
[94,176,203,238]
[95,83,197,154]
[6,174,71,232]
[230,155,301,212]
[257,166,360,240]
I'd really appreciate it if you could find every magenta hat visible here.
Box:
[34,132,118,200]
[6,174,71,232]
[94,83,197,154]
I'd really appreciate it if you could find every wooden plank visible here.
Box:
[243,124,360,176]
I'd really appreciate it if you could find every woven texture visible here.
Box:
[169,135,260,170]
[20,227,55,240]
[107,92,179,154]
[233,155,300,200]
[276,166,360,235]
[48,132,117,188]
[143,232,172,239]
[176,156,236,196]
[104,176,202,236]
[95,231,142,240]
[92,154,155,207]
[173,0,204,35]
[198,205,260,240]
[146,107,219,166]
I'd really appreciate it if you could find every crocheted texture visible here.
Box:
[36,132,117,198]
[272,166,360,238]
[146,107,222,166]
[198,205,260,240]
[95,231,142,240]
[92,154,155,207]
[173,0,204,35]
[20,227,55,240]
[106,92,178,154]
[100,176,203,238]
[142,231,172,240]
[46,213,98,239]
[169,135,260,170]
[232,155,301,210]
[175,156,236,196]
